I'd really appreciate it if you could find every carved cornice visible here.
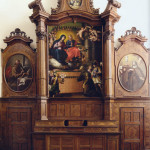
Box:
[28,0,46,12]
[4,28,33,45]
[101,0,121,25]
[104,30,114,41]
[36,31,47,40]
[119,27,147,45]
[104,0,121,12]
[29,0,49,24]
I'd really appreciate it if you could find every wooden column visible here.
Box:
[101,0,121,120]
[36,17,48,120]
[29,0,50,120]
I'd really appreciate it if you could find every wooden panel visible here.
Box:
[78,135,104,150]
[37,134,119,150]
[107,136,119,150]
[7,107,31,150]
[71,104,81,117]
[58,104,65,117]
[50,104,57,116]
[33,135,45,150]
[120,108,144,150]
[48,99,103,120]
[49,136,75,150]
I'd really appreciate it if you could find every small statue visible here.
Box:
[91,61,103,96]
[48,71,60,97]
[49,71,66,97]
[77,65,98,97]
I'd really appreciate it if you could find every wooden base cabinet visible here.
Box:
[32,134,119,150]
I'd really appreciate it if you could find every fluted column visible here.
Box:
[36,17,48,120]
[101,0,121,120]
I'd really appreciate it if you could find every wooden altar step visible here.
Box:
[34,120,119,134]
[33,120,120,150]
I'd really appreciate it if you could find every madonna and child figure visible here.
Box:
[49,34,81,68]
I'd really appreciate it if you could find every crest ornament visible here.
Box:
[68,0,82,9]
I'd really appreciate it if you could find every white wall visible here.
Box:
[0,0,149,95]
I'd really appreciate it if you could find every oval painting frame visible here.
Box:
[5,54,33,92]
[118,53,147,92]
[68,0,82,9]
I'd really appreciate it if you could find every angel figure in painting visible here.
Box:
[77,27,86,40]
[89,28,98,41]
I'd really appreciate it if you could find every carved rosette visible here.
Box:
[36,31,47,40]
[104,31,114,41]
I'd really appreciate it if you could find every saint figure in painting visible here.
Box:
[6,59,32,91]
[65,34,80,62]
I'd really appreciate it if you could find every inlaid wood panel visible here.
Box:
[7,107,32,150]
[48,136,75,150]
[120,107,144,150]
[107,136,119,150]
[78,135,104,150]
[48,99,103,120]
[33,135,45,150]
[45,135,116,150]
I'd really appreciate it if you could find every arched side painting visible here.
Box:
[118,54,146,92]
[5,54,33,92]
[48,22,102,97]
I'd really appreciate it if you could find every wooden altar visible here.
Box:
[0,0,150,150]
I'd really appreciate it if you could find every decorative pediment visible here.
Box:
[119,27,147,45]
[4,28,33,46]
[51,0,99,15]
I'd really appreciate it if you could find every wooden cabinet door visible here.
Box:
[7,107,31,150]
[120,108,144,150]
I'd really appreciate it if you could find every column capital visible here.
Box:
[36,31,47,40]
[103,30,114,41]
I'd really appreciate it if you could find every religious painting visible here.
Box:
[68,0,82,9]
[118,54,146,92]
[48,22,102,97]
[5,54,33,92]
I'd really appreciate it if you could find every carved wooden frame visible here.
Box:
[2,28,36,97]
[115,27,149,97]
[28,0,121,120]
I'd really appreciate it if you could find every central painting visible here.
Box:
[48,22,102,97]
